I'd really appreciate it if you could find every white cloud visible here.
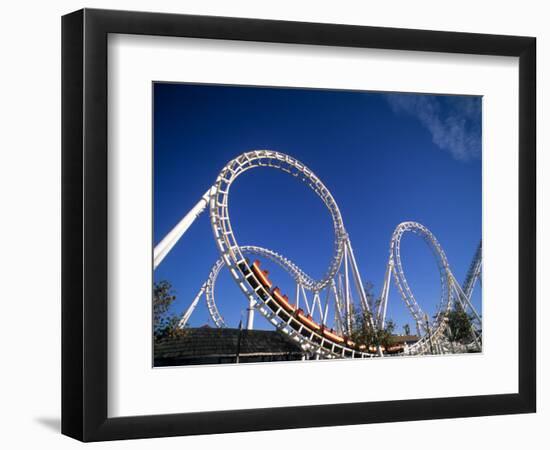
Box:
[386,94,481,161]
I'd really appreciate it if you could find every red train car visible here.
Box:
[272,287,296,313]
[385,345,404,354]
[250,260,272,289]
[296,309,321,331]
[344,338,356,348]
[321,326,345,344]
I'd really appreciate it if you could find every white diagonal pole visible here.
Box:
[153,187,215,269]
[178,283,206,329]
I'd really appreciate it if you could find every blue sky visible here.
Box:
[153,83,482,333]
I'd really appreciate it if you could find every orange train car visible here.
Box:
[356,344,382,354]
[272,287,296,313]
[321,326,345,344]
[385,345,404,354]
[296,309,321,331]
[357,345,378,354]
[344,338,356,348]
[250,260,272,290]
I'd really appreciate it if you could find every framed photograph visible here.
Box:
[62,8,536,441]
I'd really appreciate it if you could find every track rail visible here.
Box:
[377,222,481,355]
[209,150,371,358]
[204,246,316,329]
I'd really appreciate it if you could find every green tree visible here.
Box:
[153,280,187,341]
[153,281,176,331]
[378,319,395,349]
[403,323,411,336]
[364,281,381,317]
[445,301,475,345]
[350,310,377,348]
[350,310,395,352]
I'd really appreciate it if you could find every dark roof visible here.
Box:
[155,327,304,360]
[390,335,420,344]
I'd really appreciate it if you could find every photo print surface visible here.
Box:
[152,83,482,367]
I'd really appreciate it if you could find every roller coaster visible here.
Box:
[154,150,482,358]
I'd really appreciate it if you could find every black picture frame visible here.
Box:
[62,8,536,442]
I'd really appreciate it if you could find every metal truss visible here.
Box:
[375,222,482,355]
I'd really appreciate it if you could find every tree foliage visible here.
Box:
[364,281,380,316]
[348,281,398,351]
[445,301,475,344]
[350,310,395,350]
[153,280,187,341]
